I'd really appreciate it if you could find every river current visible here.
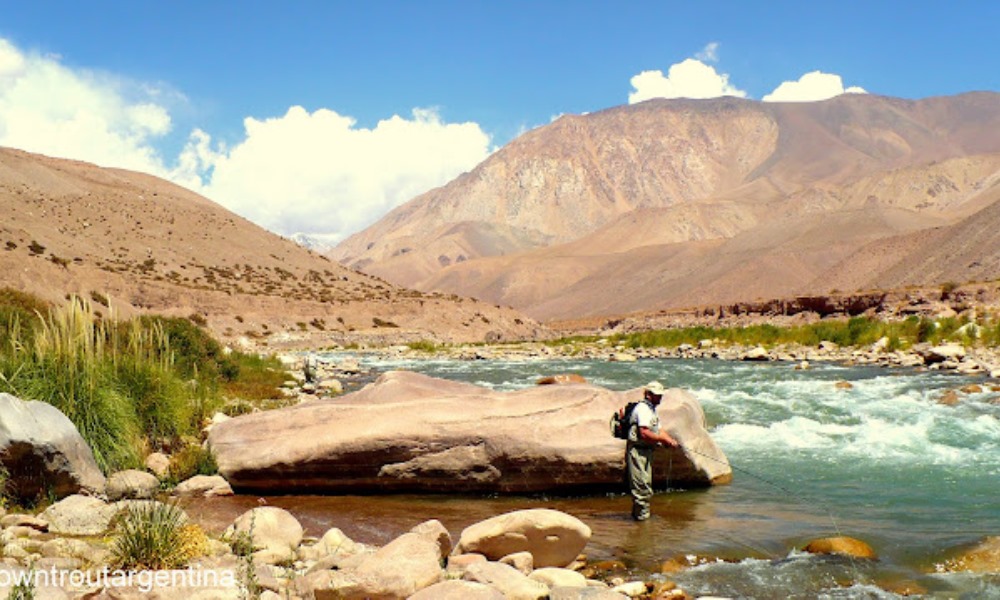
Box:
[192,356,1000,598]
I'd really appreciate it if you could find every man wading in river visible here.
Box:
[628,381,680,521]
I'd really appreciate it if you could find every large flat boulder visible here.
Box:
[0,393,105,500]
[209,371,731,494]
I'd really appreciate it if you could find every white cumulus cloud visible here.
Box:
[0,38,175,175]
[184,106,492,243]
[629,58,747,104]
[0,37,493,244]
[763,71,867,102]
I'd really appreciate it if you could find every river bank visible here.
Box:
[296,335,1000,388]
[1,491,996,599]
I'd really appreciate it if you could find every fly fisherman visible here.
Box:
[627,381,681,521]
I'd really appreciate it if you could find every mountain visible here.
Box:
[333,92,1000,319]
[0,147,540,345]
[286,232,335,254]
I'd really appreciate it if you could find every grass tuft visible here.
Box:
[111,501,201,570]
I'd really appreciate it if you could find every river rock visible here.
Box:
[105,469,160,500]
[920,343,966,365]
[530,567,588,588]
[144,452,171,478]
[225,507,304,564]
[40,495,117,536]
[298,527,360,562]
[208,371,732,494]
[463,561,550,600]
[937,536,1000,573]
[408,580,505,600]
[937,390,961,406]
[802,536,877,559]
[742,346,769,361]
[609,352,637,362]
[411,518,452,557]
[6,525,43,538]
[500,550,534,574]
[318,378,343,394]
[40,537,96,560]
[173,475,234,497]
[446,553,488,577]
[0,514,48,531]
[550,588,630,600]
[455,509,590,569]
[311,520,446,599]
[536,374,588,385]
[610,581,649,596]
[0,393,106,500]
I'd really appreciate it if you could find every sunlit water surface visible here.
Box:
[190,357,1000,598]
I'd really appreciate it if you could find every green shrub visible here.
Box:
[229,512,262,600]
[0,465,10,509]
[598,314,989,351]
[111,501,203,570]
[167,443,218,484]
[0,288,48,344]
[7,563,35,600]
[407,340,439,352]
[141,316,236,380]
[916,318,937,343]
[220,352,285,401]
[0,300,217,472]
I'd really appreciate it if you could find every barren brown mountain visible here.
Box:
[0,147,540,346]
[333,92,1000,320]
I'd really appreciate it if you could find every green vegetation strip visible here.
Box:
[551,315,1000,350]
[0,289,288,479]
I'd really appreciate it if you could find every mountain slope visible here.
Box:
[815,179,1000,292]
[0,147,540,345]
[333,92,1000,320]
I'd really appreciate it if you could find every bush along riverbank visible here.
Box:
[0,289,290,496]
[375,315,1000,380]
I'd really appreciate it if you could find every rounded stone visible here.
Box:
[106,469,160,500]
[456,509,592,568]
[803,536,877,560]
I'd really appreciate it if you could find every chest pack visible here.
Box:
[610,401,640,439]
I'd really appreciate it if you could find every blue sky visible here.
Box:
[1,1,998,243]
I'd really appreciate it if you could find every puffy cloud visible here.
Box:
[186,106,492,243]
[763,71,867,102]
[629,58,747,104]
[0,38,175,175]
[0,37,492,244]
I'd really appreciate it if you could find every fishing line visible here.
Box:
[676,445,866,573]
[681,445,846,535]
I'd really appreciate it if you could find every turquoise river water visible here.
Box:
[191,356,1000,599]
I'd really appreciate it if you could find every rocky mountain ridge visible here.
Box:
[333,92,1000,321]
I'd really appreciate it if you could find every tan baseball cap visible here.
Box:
[645,381,666,396]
